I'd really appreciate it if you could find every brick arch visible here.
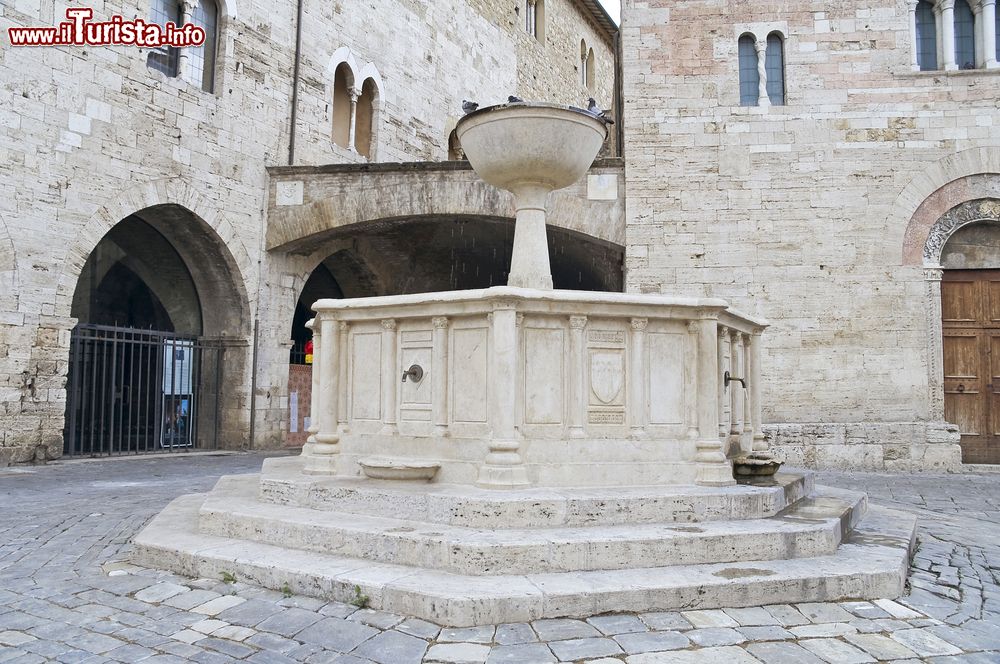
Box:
[893,148,1000,265]
[266,178,623,253]
[0,215,17,312]
[55,179,254,337]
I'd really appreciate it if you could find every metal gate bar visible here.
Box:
[63,324,225,457]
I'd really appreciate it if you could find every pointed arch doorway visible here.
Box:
[64,205,249,456]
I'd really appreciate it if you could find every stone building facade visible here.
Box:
[622,0,999,469]
[3,0,1000,472]
[0,0,616,465]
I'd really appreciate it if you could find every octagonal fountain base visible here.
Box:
[133,456,916,626]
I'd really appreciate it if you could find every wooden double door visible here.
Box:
[942,269,1000,464]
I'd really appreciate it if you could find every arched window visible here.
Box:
[147,0,181,77]
[447,129,463,160]
[916,0,938,71]
[765,33,785,106]
[332,63,354,149]
[954,0,976,69]
[355,78,378,160]
[738,34,759,106]
[526,0,544,41]
[189,0,218,92]
[580,39,589,87]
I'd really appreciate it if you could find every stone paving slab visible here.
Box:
[0,454,997,663]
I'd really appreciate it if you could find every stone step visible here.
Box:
[200,475,865,575]
[258,456,813,527]
[132,492,916,627]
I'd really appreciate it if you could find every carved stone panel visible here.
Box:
[451,327,488,423]
[351,332,382,421]
[587,326,626,426]
[523,327,565,425]
[647,332,685,425]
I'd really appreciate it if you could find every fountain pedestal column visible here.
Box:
[508,184,554,290]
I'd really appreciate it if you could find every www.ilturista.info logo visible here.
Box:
[7,8,206,48]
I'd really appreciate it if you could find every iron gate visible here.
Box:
[64,324,225,457]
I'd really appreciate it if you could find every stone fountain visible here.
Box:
[133,102,916,626]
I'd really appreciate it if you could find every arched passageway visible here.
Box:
[65,205,249,457]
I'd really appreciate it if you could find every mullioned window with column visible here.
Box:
[906,0,999,71]
[737,30,785,107]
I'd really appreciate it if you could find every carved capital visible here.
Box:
[515,313,525,327]
[938,0,955,11]
[569,315,588,329]
[687,320,699,334]
[380,319,396,331]
[339,321,349,332]
[718,325,729,337]
[432,316,449,329]
[630,317,648,331]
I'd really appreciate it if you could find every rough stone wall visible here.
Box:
[0,0,616,464]
[622,0,999,470]
[291,0,615,166]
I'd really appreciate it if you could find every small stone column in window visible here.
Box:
[348,89,360,152]
[908,0,921,70]
[754,38,771,108]
[984,0,998,68]
[941,0,959,70]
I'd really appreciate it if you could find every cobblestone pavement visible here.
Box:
[1,452,998,664]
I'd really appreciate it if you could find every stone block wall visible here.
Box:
[0,0,616,464]
[621,0,999,470]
